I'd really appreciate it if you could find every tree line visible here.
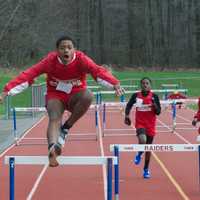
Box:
[0,0,200,68]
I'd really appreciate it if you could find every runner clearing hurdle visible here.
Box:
[0,35,124,167]
[124,77,161,178]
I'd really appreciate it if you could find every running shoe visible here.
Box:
[58,127,68,147]
[134,153,142,165]
[48,143,62,167]
[143,168,151,179]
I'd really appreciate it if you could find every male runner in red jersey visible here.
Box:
[0,35,124,167]
[192,97,200,134]
[124,77,161,178]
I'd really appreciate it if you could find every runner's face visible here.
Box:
[57,40,75,64]
[141,79,151,92]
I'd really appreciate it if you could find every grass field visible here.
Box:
[0,69,200,117]
[89,70,200,96]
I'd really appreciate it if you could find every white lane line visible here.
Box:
[155,117,193,200]
[97,109,107,200]
[0,115,48,200]
[158,119,191,144]
[26,164,48,200]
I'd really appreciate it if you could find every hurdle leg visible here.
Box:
[107,158,113,200]
[102,103,106,137]
[9,157,15,200]
[114,146,119,200]
[172,101,176,133]
[95,105,98,141]
[12,108,18,145]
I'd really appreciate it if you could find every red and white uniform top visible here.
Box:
[135,91,157,136]
[3,50,119,96]
[167,92,187,99]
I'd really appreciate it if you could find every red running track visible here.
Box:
[0,107,199,200]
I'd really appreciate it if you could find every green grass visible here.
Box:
[0,68,200,117]
[0,69,45,118]
[88,70,200,96]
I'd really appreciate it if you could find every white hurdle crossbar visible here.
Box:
[102,99,198,136]
[93,89,189,95]
[5,155,118,200]
[110,144,200,200]
[110,144,199,152]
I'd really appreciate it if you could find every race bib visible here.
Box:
[135,98,143,107]
[137,106,152,112]
[56,82,73,94]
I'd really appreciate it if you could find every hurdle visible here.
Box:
[101,99,198,136]
[5,155,118,200]
[167,99,199,132]
[110,144,200,200]
[102,101,164,137]
[161,84,180,99]
[161,83,180,89]
[101,102,133,137]
[94,89,188,103]
[11,104,99,145]
[88,85,138,91]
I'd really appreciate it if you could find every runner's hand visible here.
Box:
[124,116,131,126]
[114,84,125,96]
[192,119,197,126]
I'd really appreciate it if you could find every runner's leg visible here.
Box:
[62,89,93,128]
[46,99,65,166]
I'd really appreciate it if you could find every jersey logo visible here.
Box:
[137,105,152,112]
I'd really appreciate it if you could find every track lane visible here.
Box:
[0,110,105,200]
[101,109,199,200]
[0,105,199,200]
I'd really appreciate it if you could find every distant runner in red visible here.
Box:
[124,77,161,179]
[0,35,124,167]
[167,91,187,109]
[192,97,200,134]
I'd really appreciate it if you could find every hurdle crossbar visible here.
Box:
[5,156,117,165]
[161,84,179,88]
[93,89,188,95]
[101,99,197,107]
[5,156,118,200]
[110,144,199,152]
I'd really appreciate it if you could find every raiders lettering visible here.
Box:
[144,145,174,151]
